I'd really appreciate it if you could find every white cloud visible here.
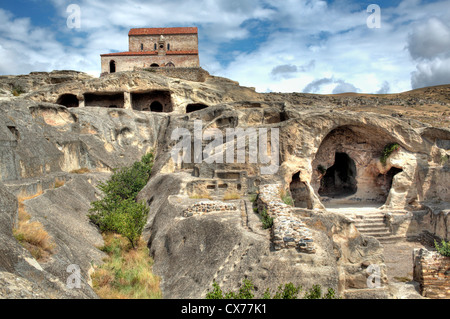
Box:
[0,0,449,93]
[407,16,450,89]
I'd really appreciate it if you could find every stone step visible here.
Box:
[357,226,390,233]
[357,216,385,220]
[362,231,391,237]
[377,235,405,243]
[355,220,386,225]
[355,223,386,228]
[356,223,387,228]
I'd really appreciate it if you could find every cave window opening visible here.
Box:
[150,101,163,112]
[318,152,357,198]
[186,103,208,113]
[56,94,79,108]
[379,167,403,201]
[150,63,159,68]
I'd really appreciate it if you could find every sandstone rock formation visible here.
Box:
[0,69,448,299]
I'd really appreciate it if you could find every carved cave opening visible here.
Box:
[131,91,173,113]
[56,94,79,108]
[318,152,357,199]
[186,103,209,113]
[378,166,403,202]
[84,93,125,108]
[289,171,309,208]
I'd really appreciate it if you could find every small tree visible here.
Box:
[88,151,154,248]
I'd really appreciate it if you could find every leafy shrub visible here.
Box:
[271,283,302,299]
[380,143,400,166]
[206,278,338,299]
[206,278,254,299]
[435,240,450,257]
[88,152,154,248]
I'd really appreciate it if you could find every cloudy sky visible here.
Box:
[1,0,449,94]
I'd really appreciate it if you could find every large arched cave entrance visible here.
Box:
[318,152,357,198]
[311,125,404,207]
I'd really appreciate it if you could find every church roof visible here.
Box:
[128,27,198,36]
[100,50,199,57]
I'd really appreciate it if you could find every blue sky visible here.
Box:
[1,0,449,94]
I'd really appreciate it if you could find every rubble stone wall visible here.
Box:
[413,248,450,299]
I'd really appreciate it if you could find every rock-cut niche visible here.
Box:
[84,92,125,108]
[56,94,79,108]
[186,103,208,113]
[131,90,173,113]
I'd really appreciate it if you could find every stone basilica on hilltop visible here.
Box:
[100,27,200,74]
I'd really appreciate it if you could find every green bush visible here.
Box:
[271,283,302,299]
[380,143,400,166]
[206,278,338,299]
[435,240,450,257]
[88,152,154,248]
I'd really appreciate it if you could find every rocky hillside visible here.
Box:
[0,69,448,299]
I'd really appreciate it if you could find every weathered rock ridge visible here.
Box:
[0,69,448,299]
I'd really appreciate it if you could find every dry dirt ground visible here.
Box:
[327,206,432,299]
[383,239,431,299]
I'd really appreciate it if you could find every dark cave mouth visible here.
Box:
[318,152,357,199]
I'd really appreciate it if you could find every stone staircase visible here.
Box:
[353,211,404,243]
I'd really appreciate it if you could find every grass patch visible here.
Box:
[190,192,213,200]
[54,180,65,188]
[91,233,161,299]
[13,193,55,262]
[70,168,90,174]
[259,208,274,229]
[394,276,411,283]
[223,191,241,201]
[279,189,294,206]
[248,193,258,203]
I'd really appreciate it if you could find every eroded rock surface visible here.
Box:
[0,69,448,298]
